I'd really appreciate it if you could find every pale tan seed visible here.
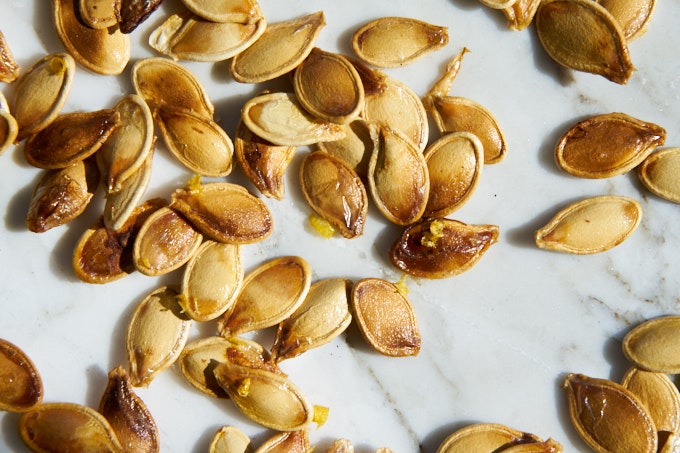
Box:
[621,367,680,434]
[351,17,449,68]
[78,0,118,29]
[209,426,251,453]
[0,30,19,83]
[254,430,311,453]
[0,338,43,413]
[535,195,642,254]
[637,148,680,203]
[596,0,656,40]
[317,119,377,178]
[535,0,634,84]
[0,108,17,155]
[231,11,326,83]
[623,316,680,374]
[126,286,192,387]
[325,439,354,453]
[116,0,164,34]
[103,148,154,231]
[180,0,263,23]
[503,0,543,30]
[436,423,543,453]
[563,373,657,453]
[555,112,666,178]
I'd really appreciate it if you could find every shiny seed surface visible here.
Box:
[0,338,43,412]
[180,0,263,24]
[621,367,680,434]
[436,423,543,453]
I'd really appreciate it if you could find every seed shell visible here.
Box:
[78,0,118,29]
[503,0,543,30]
[637,148,680,203]
[254,430,311,453]
[0,107,17,155]
[622,316,680,374]
[596,0,656,40]
[317,119,377,178]
[180,0,263,23]
[325,439,354,453]
[621,367,680,434]
[116,0,164,34]
[209,426,251,453]
[0,30,19,83]
[0,338,43,413]
[435,423,543,453]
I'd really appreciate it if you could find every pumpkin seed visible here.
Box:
[535,195,642,254]
[234,120,296,200]
[423,132,484,217]
[116,0,164,34]
[535,0,634,84]
[209,426,251,453]
[52,0,130,75]
[0,30,19,83]
[500,439,563,452]
[503,0,543,30]
[149,11,266,62]
[637,148,680,203]
[0,338,43,412]
[23,109,121,169]
[479,0,517,10]
[99,365,160,453]
[0,105,17,155]
[596,0,656,40]
[390,218,500,279]
[180,240,243,322]
[254,430,311,453]
[103,148,154,231]
[623,316,680,374]
[435,423,543,453]
[241,92,346,146]
[18,403,124,453]
[271,278,352,362]
[317,119,377,178]
[351,278,421,357]
[621,367,680,434]
[170,181,273,244]
[367,125,430,226]
[78,0,118,29]
[325,439,354,453]
[213,361,314,431]
[126,286,192,387]
[563,373,657,453]
[351,17,449,68]
[299,150,368,239]
[230,11,326,83]
[154,107,234,177]
[294,47,364,124]
[180,0,263,23]
[133,206,203,276]
[555,112,666,178]
[26,158,100,233]
[217,256,311,337]
[10,53,75,141]
[659,432,680,453]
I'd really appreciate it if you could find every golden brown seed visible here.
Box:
[230,11,326,83]
[503,0,543,30]
[638,148,680,203]
[622,316,680,374]
[563,373,657,453]
[209,426,251,453]
[26,159,100,233]
[351,278,421,357]
[659,432,680,453]
[0,30,19,83]
[390,218,500,279]
[621,367,680,434]
[254,430,311,453]
[52,0,130,75]
[535,195,642,254]
[299,150,368,239]
[317,119,377,178]
[325,439,354,453]
[126,286,192,387]
[217,256,311,337]
[500,439,563,452]
[0,338,43,412]
[435,423,543,453]
[596,0,656,40]
[351,17,449,68]
[116,0,164,34]
[535,0,634,84]
[271,278,352,362]
[180,0,263,23]
[170,182,273,244]
[555,112,666,178]
[99,366,160,453]
[78,0,118,29]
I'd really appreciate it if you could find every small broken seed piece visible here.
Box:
[209,426,251,453]
[0,30,19,83]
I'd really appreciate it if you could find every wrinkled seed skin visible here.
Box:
[623,316,680,374]
[0,339,43,412]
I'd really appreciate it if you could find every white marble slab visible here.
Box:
[1,0,679,452]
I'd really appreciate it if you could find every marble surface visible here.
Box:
[1,0,680,452]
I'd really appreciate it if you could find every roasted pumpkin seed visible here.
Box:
[217,256,311,337]
[535,0,634,84]
[0,104,17,155]
[478,0,517,9]
[180,0,263,23]
[116,0,164,34]
[621,367,680,434]
[0,338,43,412]
[78,0,118,29]
[209,425,251,453]
[390,218,499,279]
[351,17,449,68]
[503,0,543,30]
[500,439,563,452]
[325,439,354,453]
[126,286,192,387]
[596,0,656,40]
[535,195,641,254]
[299,150,368,239]
[230,11,326,83]
[103,148,154,231]
[637,148,680,203]
[563,373,657,453]
[623,316,680,374]
[317,119,377,178]
[99,365,160,453]
[0,30,19,83]
[435,423,543,453]
[254,430,311,453]
[555,112,666,178]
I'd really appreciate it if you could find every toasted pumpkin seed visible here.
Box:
[623,316,680,374]
[170,182,273,244]
[0,30,19,83]
[563,373,657,453]
[0,338,43,412]
[659,432,680,453]
[535,0,634,84]
[479,0,517,9]
[234,120,296,200]
[180,0,263,23]
[52,0,130,75]
[116,0,164,34]
[99,366,160,453]
[390,218,499,279]
[255,430,311,453]
[503,0,543,30]
[230,11,326,83]
[10,53,75,141]
[19,403,124,453]
[351,17,449,68]
[535,195,641,254]
[103,148,154,231]
[596,0,656,40]
[149,12,266,62]
[271,278,352,362]
[367,125,430,226]
[500,439,563,452]
[24,109,121,169]
[154,107,234,177]
[241,92,345,146]
[217,256,311,337]
[209,426,251,453]
[133,206,203,276]
[0,107,17,155]
[26,159,100,233]
[317,119,377,178]
[436,423,543,453]
[555,112,666,178]
[126,286,192,387]
[78,0,118,29]
[621,367,680,434]
[351,278,420,357]
[299,150,368,239]
[294,48,364,124]
[325,439,353,453]
[638,148,680,203]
